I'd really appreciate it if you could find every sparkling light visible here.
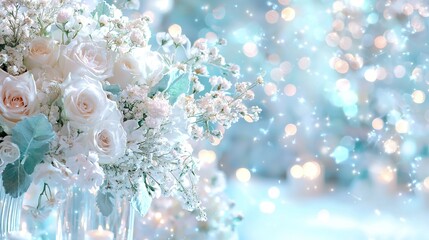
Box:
[298,57,311,70]
[336,78,350,92]
[303,161,321,180]
[423,177,429,189]
[264,82,278,96]
[394,65,406,78]
[290,165,304,179]
[259,201,276,214]
[281,7,296,21]
[372,118,384,130]
[284,123,297,136]
[284,84,297,96]
[395,119,409,134]
[243,42,258,58]
[236,168,251,182]
[265,10,279,24]
[198,149,216,164]
[412,90,426,104]
[384,139,399,154]
[317,209,330,222]
[331,146,349,164]
[268,186,280,199]
[375,167,395,183]
[334,59,349,74]
[374,36,387,49]
[364,67,377,82]
[168,24,182,37]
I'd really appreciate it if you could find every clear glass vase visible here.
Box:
[87,196,135,240]
[56,187,94,240]
[0,183,24,238]
[57,187,135,240]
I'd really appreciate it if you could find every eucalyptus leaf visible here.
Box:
[12,114,55,174]
[165,73,191,104]
[131,185,152,216]
[103,84,121,96]
[2,161,31,197]
[96,191,114,217]
[92,1,111,18]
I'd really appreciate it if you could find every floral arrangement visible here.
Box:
[0,0,262,219]
[135,159,242,240]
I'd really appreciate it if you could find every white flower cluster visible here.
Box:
[135,161,242,240]
[0,0,262,220]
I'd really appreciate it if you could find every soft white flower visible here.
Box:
[98,15,109,26]
[24,37,60,70]
[156,32,173,50]
[56,8,74,24]
[66,152,105,192]
[62,76,117,128]
[0,69,38,130]
[145,96,170,128]
[31,67,64,90]
[33,161,72,188]
[132,48,165,87]
[130,29,145,46]
[0,136,20,164]
[88,119,127,164]
[209,76,232,90]
[59,39,113,80]
[107,54,141,89]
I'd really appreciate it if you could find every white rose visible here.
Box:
[33,160,72,188]
[88,119,127,164]
[132,48,165,87]
[24,37,60,70]
[107,54,141,89]
[65,152,105,192]
[62,76,117,128]
[0,69,38,130]
[0,136,20,164]
[56,8,73,24]
[59,39,113,80]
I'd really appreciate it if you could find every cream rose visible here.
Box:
[108,49,164,89]
[0,136,20,164]
[62,76,117,128]
[138,50,164,87]
[0,69,38,130]
[33,160,72,188]
[128,48,165,87]
[107,54,141,89]
[24,37,60,70]
[88,118,127,164]
[59,39,113,80]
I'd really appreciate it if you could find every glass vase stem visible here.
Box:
[0,187,24,238]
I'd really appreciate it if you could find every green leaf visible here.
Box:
[12,114,55,174]
[2,161,31,197]
[92,1,111,18]
[165,72,191,104]
[103,84,121,96]
[131,184,152,216]
[96,191,114,217]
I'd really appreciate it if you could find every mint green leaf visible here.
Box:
[165,72,190,104]
[131,184,152,216]
[96,191,114,217]
[103,84,121,96]
[92,1,111,18]
[12,114,55,174]
[2,161,31,197]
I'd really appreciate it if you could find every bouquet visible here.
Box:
[0,0,262,220]
[136,157,242,240]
